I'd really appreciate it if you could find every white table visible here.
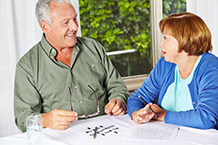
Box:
[0,114,218,145]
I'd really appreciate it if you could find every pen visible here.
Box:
[138,95,159,118]
[93,126,98,139]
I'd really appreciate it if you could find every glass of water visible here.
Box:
[26,115,44,145]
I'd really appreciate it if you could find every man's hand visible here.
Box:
[132,103,154,124]
[41,109,78,130]
[104,98,126,116]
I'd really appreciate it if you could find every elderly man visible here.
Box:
[14,0,129,132]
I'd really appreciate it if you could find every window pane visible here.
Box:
[163,0,186,17]
[79,0,151,77]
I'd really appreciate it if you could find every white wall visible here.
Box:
[187,0,218,56]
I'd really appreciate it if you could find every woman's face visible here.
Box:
[159,29,180,64]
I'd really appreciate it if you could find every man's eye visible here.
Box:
[163,36,167,40]
[64,21,69,25]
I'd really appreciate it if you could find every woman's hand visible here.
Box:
[132,103,154,124]
[151,104,167,121]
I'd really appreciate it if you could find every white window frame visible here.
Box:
[123,0,163,92]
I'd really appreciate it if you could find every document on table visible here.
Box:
[72,115,129,140]
[122,121,180,141]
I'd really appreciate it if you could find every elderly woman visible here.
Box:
[127,12,218,129]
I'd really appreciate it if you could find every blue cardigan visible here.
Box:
[127,52,218,129]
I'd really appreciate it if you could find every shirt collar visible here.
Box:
[40,33,79,59]
[40,33,56,59]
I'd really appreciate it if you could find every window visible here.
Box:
[79,0,151,77]
[163,0,186,18]
[79,0,186,91]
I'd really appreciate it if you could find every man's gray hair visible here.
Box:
[35,0,72,25]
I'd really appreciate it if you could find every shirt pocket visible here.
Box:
[77,58,106,89]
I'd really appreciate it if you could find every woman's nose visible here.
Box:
[159,39,164,48]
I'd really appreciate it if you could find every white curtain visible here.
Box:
[187,0,218,56]
[0,0,81,137]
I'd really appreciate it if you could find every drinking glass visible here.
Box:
[26,115,44,145]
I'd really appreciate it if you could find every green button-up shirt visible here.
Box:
[14,34,129,132]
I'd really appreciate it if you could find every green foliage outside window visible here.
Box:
[163,0,186,18]
[79,0,186,77]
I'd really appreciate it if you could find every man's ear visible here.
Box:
[40,20,49,33]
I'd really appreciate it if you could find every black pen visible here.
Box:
[138,95,159,118]
[93,126,98,139]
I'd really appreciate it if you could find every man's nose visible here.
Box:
[69,21,78,31]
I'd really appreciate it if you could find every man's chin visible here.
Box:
[66,40,77,47]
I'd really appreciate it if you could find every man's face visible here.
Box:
[44,2,78,50]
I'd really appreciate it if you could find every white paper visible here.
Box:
[122,121,180,141]
[72,115,129,140]
[177,126,218,145]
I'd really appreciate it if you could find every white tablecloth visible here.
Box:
[0,114,218,145]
